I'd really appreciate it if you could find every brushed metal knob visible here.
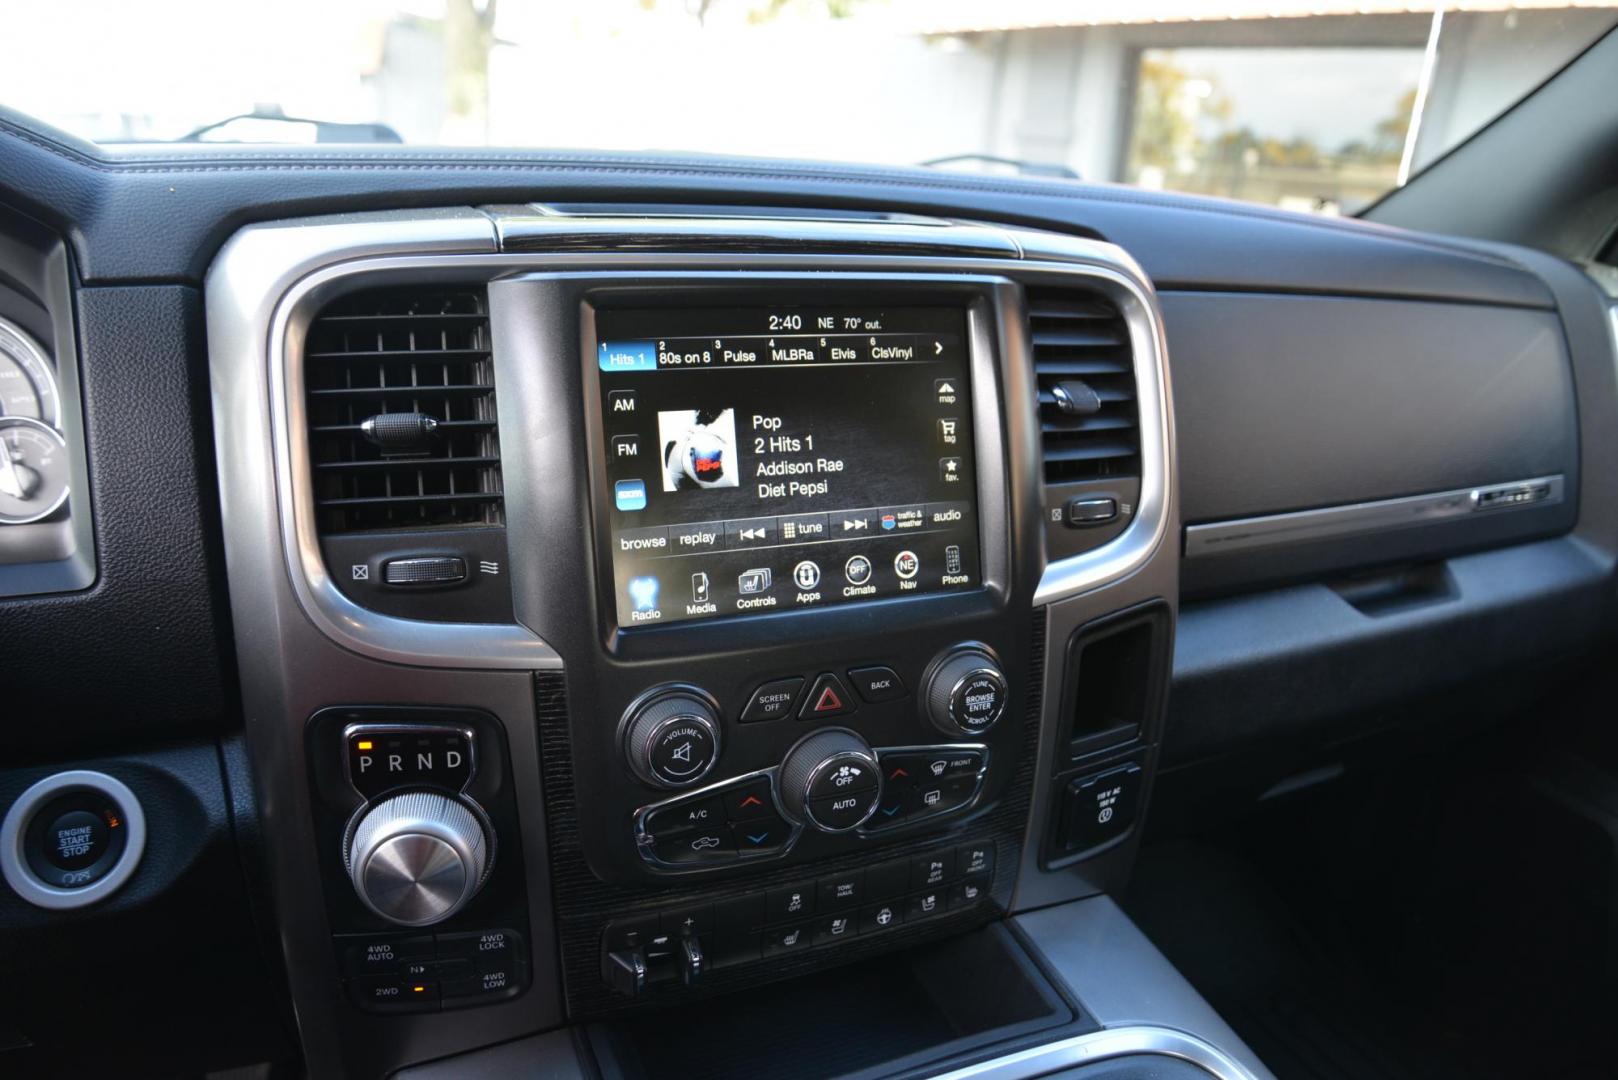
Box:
[345,791,490,926]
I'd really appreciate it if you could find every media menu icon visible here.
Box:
[691,572,710,603]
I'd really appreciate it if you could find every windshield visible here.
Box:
[4,1,1614,216]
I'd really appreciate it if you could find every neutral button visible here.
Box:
[847,666,906,703]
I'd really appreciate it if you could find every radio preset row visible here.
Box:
[594,305,982,627]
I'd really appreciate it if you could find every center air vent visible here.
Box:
[305,289,502,534]
[1028,288,1138,483]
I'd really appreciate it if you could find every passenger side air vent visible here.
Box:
[1028,288,1138,483]
[305,289,502,534]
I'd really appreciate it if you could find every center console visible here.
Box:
[206,208,1205,1078]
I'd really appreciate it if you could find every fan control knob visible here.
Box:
[778,728,882,833]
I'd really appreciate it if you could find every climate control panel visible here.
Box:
[634,740,989,871]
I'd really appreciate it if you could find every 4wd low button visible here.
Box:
[950,671,1007,734]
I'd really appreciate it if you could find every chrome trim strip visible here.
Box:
[1184,474,1564,558]
[210,210,1175,666]
[930,1024,1263,1080]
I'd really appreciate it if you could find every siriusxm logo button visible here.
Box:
[615,479,648,511]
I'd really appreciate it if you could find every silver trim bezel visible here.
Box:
[1184,474,1564,558]
[0,769,147,910]
[215,210,1174,668]
[931,1024,1263,1080]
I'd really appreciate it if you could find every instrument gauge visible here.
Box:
[0,417,70,524]
[0,317,60,429]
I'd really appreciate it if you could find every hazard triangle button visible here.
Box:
[798,672,855,720]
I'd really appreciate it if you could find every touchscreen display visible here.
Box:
[595,305,981,627]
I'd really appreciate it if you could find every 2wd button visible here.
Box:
[798,673,855,720]
[848,666,907,703]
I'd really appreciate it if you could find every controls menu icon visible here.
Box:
[738,568,773,595]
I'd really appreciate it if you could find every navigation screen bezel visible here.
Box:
[577,275,1017,654]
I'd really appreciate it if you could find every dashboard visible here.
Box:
[0,107,1614,1080]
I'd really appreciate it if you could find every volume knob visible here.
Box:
[346,791,491,926]
[622,690,722,789]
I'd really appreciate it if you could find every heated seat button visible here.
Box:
[949,879,988,909]
[741,678,804,723]
[847,666,906,703]
[798,673,855,719]
[40,810,109,871]
[762,922,813,955]
[908,888,947,920]
[813,912,859,945]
